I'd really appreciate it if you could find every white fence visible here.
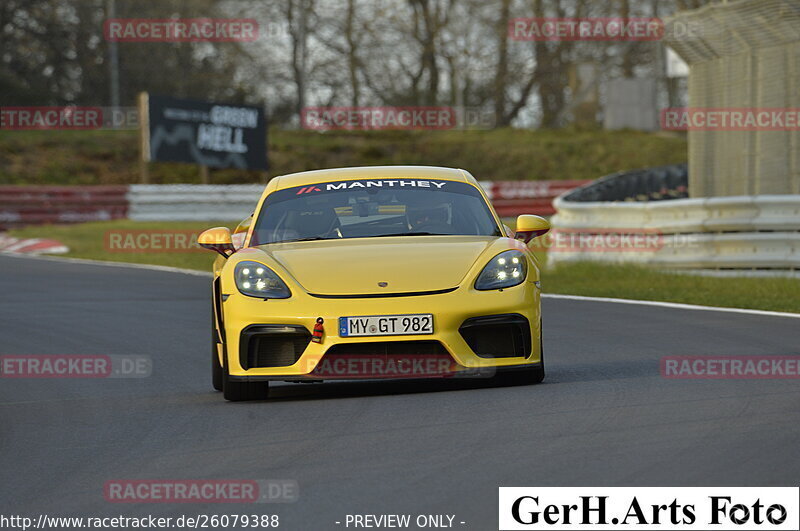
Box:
[549,195,800,269]
[664,0,800,197]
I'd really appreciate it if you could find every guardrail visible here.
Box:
[544,231,800,270]
[127,184,266,221]
[0,180,589,228]
[550,165,800,270]
[552,195,800,234]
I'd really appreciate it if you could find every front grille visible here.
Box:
[308,287,458,299]
[459,314,531,358]
[240,325,311,369]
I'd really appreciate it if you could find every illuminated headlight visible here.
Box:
[234,261,291,299]
[475,250,527,290]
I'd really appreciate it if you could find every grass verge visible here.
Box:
[7,220,229,271]
[0,128,686,185]
[544,262,800,314]
[7,221,800,314]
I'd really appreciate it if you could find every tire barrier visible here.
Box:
[560,164,688,203]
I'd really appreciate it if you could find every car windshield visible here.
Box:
[251,178,502,245]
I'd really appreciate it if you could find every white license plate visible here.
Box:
[338,314,434,337]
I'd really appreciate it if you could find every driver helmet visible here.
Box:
[406,202,449,230]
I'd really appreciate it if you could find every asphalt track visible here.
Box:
[1,254,799,530]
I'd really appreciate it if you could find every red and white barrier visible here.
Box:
[0,235,68,255]
[0,186,129,229]
[480,180,592,217]
[0,180,589,229]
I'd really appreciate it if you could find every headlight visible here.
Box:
[475,250,527,290]
[234,261,291,299]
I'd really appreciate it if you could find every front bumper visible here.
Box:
[221,281,542,380]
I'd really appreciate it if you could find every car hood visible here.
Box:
[254,235,499,296]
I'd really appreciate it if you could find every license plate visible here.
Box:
[339,314,434,337]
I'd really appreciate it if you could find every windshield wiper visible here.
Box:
[373,232,444,237]
[273,233,446,243]
[273,236,333,243]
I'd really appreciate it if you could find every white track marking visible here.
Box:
[3,238,43,252]
[543,293,800,319]
[3,253,798,318]
[1,237,69,254]
[0,252,212,277]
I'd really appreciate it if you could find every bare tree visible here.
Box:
[286,0,315,115]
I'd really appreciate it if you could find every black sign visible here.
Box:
[144,94,268,170]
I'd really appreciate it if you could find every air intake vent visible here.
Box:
[240,325,311,369]
[459,314,531,358]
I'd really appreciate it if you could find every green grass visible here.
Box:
[9,219,231,271]
[544,263,800,314]
[9,220,800,314]
[0,128,687,185]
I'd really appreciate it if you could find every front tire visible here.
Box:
[495,336,545,386]
[222,356,270,402]
[212,346,224,391]
[212,308,223,391]
[503,363,545,385]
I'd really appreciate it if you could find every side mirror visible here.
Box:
[198,227,236,258]
[514,215,550,243]
[232,215,253,249]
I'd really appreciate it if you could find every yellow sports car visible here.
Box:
[199,166,550,401]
